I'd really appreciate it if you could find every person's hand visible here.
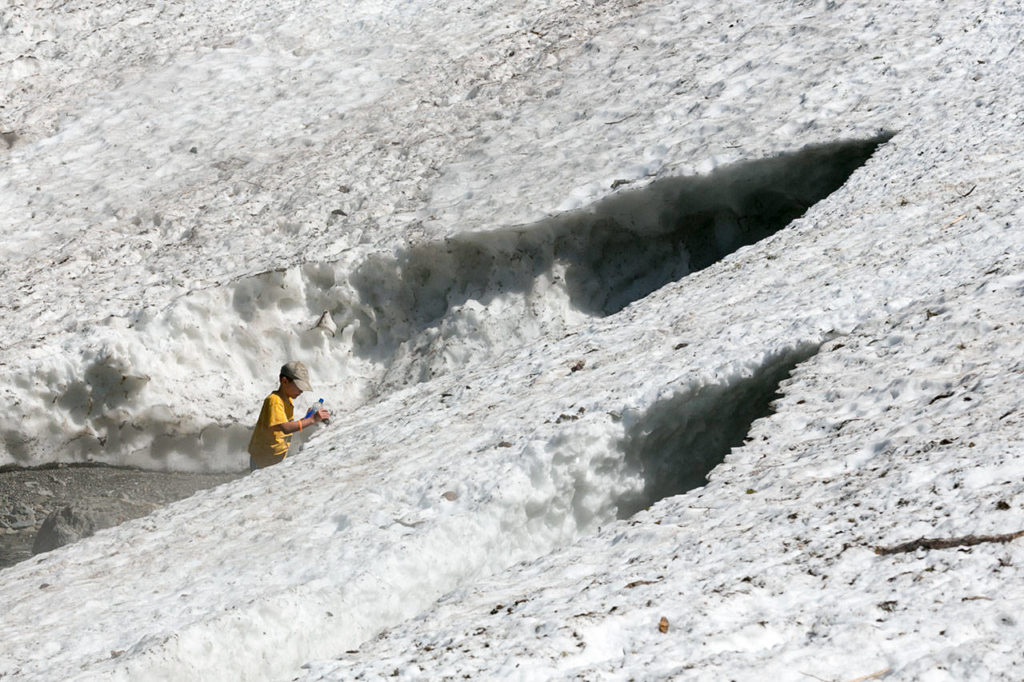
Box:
[314,408,330,423]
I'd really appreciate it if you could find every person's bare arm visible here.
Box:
[270,409,329,434]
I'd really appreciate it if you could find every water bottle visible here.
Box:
[304,398,325,420]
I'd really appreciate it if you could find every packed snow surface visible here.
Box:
[2,0,1024,679]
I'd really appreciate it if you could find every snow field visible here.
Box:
[0,135,883,471]
[2,315,851,681]
[300,271,1024,681]
[3,0,1024,679]
[2,0,988,348]
[6,110,1020,677]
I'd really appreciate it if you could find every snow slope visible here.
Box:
[2,0,1024,679]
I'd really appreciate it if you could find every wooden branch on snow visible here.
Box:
[874,529,1024,556]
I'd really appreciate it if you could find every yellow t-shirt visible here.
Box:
[248,391,294,468]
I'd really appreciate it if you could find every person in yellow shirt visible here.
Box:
[248,361,330,470]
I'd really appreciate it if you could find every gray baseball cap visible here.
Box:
[280,361,312,392]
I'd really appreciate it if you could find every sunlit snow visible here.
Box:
[2,0,1024,679]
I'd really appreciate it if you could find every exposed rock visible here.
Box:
[0,466,243,569]
[32,506,119,555]
[1,503,36,530]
